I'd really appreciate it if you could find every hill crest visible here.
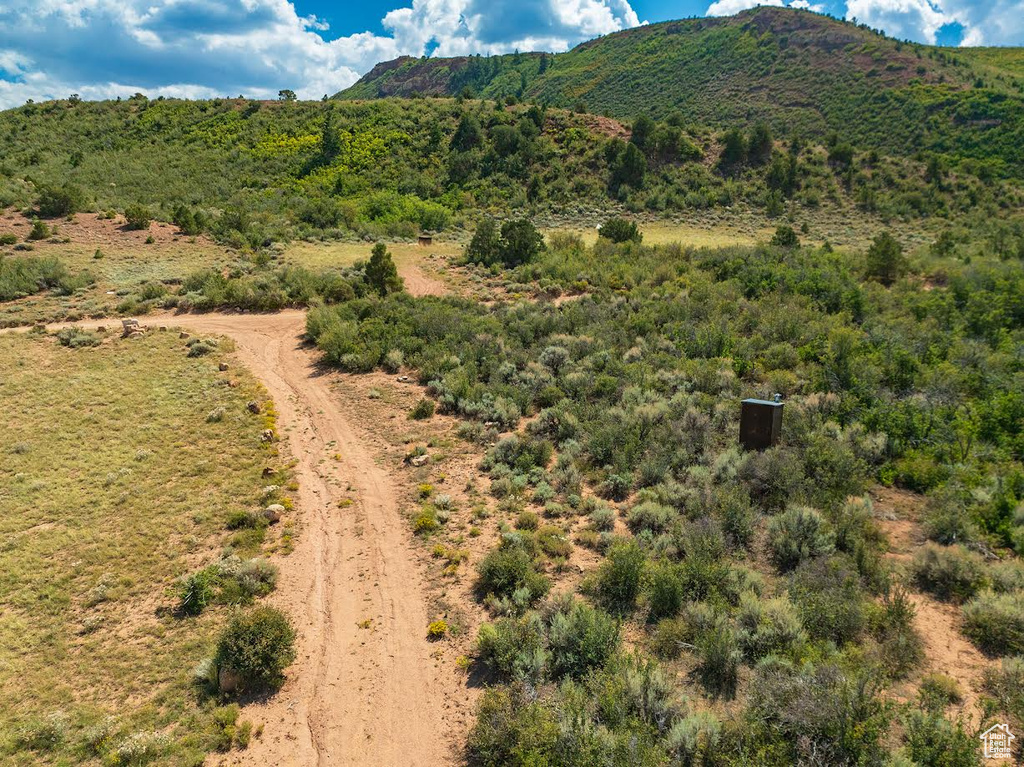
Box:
[337,7,1024,174]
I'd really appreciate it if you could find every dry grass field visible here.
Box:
[0,328,288,765]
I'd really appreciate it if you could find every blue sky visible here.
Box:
[0,0,1020,109]
[293,0,973,45]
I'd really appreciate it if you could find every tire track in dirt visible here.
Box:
[169,310,451,766]
[14,303,456,765]
[400,263,447,297]
[6,260,462,764]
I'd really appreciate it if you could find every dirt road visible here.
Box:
[149,310,451,765]
[1,260,460,765]
[32,307,454,765]
[400,263,447,297]
[163,311,450,766]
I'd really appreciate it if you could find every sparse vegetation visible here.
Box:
[0,331,286,764]
[410,398,436,420]
[4,7,1024,763]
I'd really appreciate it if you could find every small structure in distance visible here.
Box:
[739,395,783,451]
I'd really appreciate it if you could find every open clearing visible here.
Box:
[0,328,283,764]
[541,220,770,249]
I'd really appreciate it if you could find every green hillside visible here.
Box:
[3,93,1018,249]
[338,7,1024,177]
[952,47,1024,79]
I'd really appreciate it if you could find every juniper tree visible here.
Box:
[365,242,403,297]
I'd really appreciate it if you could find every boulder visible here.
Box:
[246,400,261,414]
[410,454,430,467]
[260,429,275,443]
[121,318,144,338]
[219,362,229,372]
[218,666,242,694]
[263,504,285,523]
[179,331,190,339]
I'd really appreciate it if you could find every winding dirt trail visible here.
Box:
[2,259,462,764]
[168,310,450,766]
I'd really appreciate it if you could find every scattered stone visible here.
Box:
[246,400,261,414]
[121,318,144,338]
[179,331,190,339]
[263,504,285,524]
[227,379,240,388]
[219,362,229,372]
[96,326,106,333]
[159,326,167,332]
[410,454,430,467]
[397,375,410,382]
[218,666,242,694]
[261,485,279,498]
[260,429,275,443]
[262,467,276,477]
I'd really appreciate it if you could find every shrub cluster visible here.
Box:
[0,255,93,301]
[214,606,296,692]
[962,590,1024,655]
[463,218,544,268]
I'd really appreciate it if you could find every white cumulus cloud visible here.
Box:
[0,0,641,108]
[706,0,785,16]
[2,0,1020,110]
[845,0,959,43]
[845,0,1024,46]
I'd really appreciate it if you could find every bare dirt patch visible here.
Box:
[873,485,993,727]
[576,113,629,140]
[872,486,924,563]
[904,592,990,726]
[142,312,454,767]
[401,261,448,297]
[0,208,215,250]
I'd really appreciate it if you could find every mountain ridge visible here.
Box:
[336,7,1024,175]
